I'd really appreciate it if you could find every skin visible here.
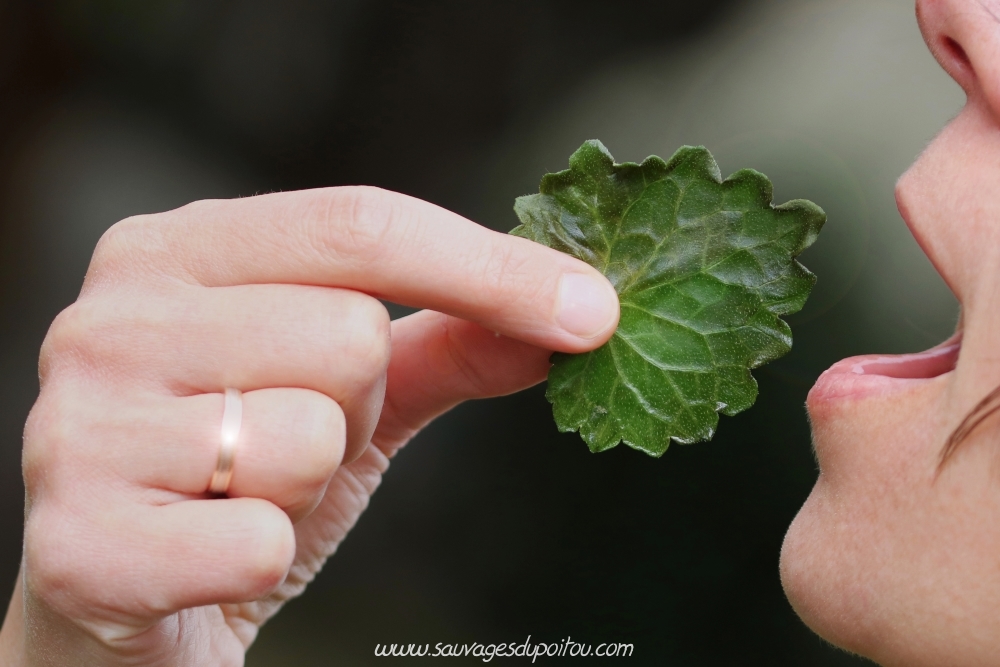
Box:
[0,187,620,665]
[780,0,1000,664]
[3,2,999,664]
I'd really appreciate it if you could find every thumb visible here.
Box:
[373,310,556,454]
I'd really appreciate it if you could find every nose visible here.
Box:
[915,0,1000,104]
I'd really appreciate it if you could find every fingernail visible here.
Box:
[556,273,619,339]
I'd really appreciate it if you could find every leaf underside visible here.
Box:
[511,140,825,457]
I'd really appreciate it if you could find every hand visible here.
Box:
[0,187,619,666]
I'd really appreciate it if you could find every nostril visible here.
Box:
[942,36,972,71]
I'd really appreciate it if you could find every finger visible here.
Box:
[373,309,553,454]
[229,315,552,627]
[87,187,620,353]
[151,389,345,521]
[246,443,391,624]
[48,284,388,460]
[25,497,296,621]
[225,390,344,521]
[57,388,345,523]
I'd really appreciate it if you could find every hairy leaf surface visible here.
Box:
[512,140,825,456]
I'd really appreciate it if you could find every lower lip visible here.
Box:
[807,341,960,403]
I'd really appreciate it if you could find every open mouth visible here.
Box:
[808,332,961,403]
[846,335,961,379]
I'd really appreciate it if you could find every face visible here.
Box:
[779,1,1000,664]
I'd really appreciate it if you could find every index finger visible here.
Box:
[87,186,620,353]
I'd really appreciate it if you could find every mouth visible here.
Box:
[807,331,961,403]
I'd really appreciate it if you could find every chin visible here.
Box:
[779,477,881,660]
[779,334,960,667]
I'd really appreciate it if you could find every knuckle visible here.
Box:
[344,296,391,385]
[300,393,346,488]
[21,385,93,500]
[477,239,538,308]
[21,396,67,495]
[24,508,88,613]
[39,303,92,367]
[306,186,401,266]
[38,300,116,382]
[85,215,154,287]
[443,320,493,397]
[242,502,295,597]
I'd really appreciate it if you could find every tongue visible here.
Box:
[851,342,960,379]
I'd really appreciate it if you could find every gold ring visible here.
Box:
[209,388,243,494]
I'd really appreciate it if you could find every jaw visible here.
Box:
[783,355,1000,666]
[782,455,1000,667]
[782,346,950,660]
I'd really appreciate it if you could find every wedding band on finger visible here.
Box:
[209,388,243,495]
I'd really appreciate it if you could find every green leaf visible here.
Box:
[511,140,825,457]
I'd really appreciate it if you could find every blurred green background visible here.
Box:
[0,0,961,664]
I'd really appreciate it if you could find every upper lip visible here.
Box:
[812,178,962,402]
[895,181,961,300]
[809,183,964,399]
